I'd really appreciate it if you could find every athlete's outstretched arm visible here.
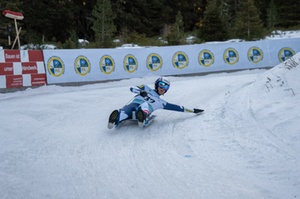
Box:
[163,102,204,114]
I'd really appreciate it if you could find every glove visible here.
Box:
[194,108,204,114]
[140,90,148,97]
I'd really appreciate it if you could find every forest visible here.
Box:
[0,0,299,49]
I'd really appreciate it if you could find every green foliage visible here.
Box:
[276,0,300,28]
[267,0,282,29]
[92,0,116,48]
[64,38,75,49]
[198,0,228,42]
[70,30,79,48]
[174,11,184,38]
[2,0,299,49]
[232,0,264,41]
[21,0,74,45]
[127,31,148,45]
[160,11,186,46]
[71,0,97,42]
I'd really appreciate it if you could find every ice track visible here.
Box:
[0,69,299,199]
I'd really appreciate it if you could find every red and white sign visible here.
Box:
[0,63,14,75]
[6,75,23,88]
[2,10,24,20]
[4,50,21,62]
[0,50,46,89]
[22,62,38,74]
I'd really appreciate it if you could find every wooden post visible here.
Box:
[11,27,22,50]
[14,18,21,49]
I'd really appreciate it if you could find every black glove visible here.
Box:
[140,90,148,97]
[194,108,204,114]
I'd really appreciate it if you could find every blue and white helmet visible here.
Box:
[155,77,170,93]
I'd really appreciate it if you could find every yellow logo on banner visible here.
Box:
[199,50,214,67]
[248,47,263,63]
[173,52,188,69]
[224,48,238,65]
[100,55,114,74]
[75,56,90,76]
[147,54,162,71]
[279,48,294,62]
[124,55,138,73]
[48,56,64,77]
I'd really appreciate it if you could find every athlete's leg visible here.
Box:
[118,103,140,123]
[138,101,150,116]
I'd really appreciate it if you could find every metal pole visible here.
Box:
[7,25,12,49]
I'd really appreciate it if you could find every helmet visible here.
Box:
[155,77,170,93]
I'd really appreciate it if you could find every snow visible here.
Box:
[1,31,300,198]
[21,44,57,50]
[265,30,300,40]
[78,39,89,44]
[1,51,300,198]
[116,43,144,49]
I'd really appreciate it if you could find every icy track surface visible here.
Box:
[1,56,300,198]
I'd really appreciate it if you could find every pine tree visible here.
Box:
[198,0,228,42]
[266,0,281,29]
[166,11,185,45]
[21,0,73,45]
[174,11,184,38]
[276,0,300,28]
[233,0,263,41]
[92,0,116,48]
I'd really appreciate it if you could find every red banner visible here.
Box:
[22,62,38,74]
[28,50,44,62]
[4,50,21,62]
[31,74,46,86]
[0,63,14,75]
[6,75,23,88]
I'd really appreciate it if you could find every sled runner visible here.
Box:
[107,109,156,129]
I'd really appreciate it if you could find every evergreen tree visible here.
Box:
[174,11,184,38]
[21,0,73,45]
[253,0,269,28]
[198,0,228,42]
[92,0,116,48]
[71,0,97,42]
[225,0,239,26]
[276,0,300,28]
[266,0,281,29]
[166,11,185,45]
[111,0,170,37]
[233,0,263,40]
[175,0,206,31]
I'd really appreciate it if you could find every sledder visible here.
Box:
[108,77,204,129]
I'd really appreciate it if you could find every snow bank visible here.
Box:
[250,52,300,152]
[265,30,300,40]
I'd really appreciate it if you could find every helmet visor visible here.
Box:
[158,81,169,91]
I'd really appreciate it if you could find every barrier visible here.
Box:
[42,38,300,85]
[1,38,299,89]
[0,50,47,88]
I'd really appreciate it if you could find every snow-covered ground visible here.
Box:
[0,50,299,198]
[265,30,300,40]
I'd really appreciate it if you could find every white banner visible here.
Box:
[42,38,300,84]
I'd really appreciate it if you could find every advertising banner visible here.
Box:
[42,38,300,84]
[0,50,46,88]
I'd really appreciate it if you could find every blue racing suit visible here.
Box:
[118,84,196,123]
